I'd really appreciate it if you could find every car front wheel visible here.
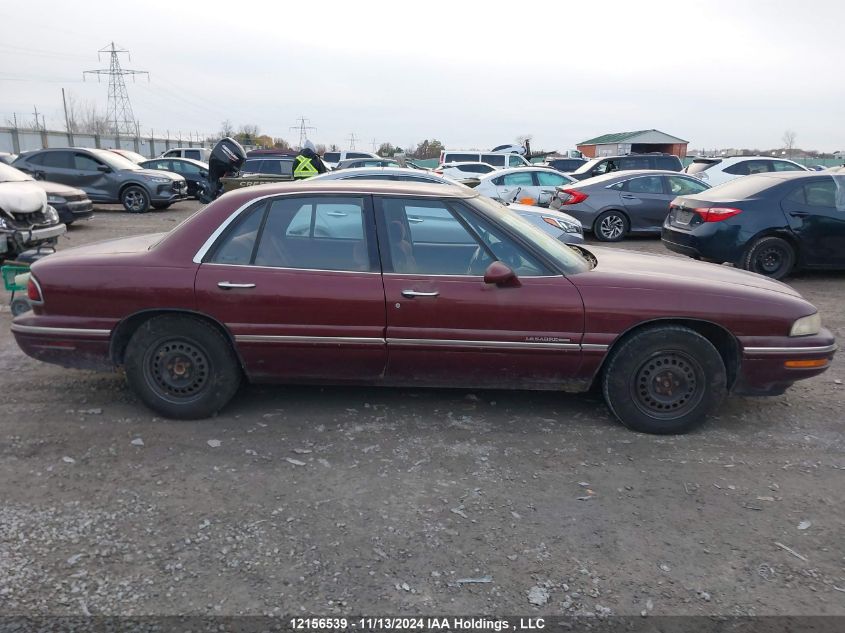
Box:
[742,236,795,279]
[602,326,727,434]
[121,186,150,213]
[124,315,241,419]
[594,210,629,241]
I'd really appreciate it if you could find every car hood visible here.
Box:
[31,180,87,198]
[131,168,184,181]
[509,202,580,226]
[575,246,802,298]
[0,181,47,213]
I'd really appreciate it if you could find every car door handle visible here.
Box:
[218,281,256,289]
[407,216,424,223]
[621,194,636,199]
[326,211,347,217]
[789,211,810,218]
[401,290,439,298]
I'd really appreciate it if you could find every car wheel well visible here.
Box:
[741,229,800,265]
[591,208,629,230]
[110,309,243,369]
[592,318,740,391]
[118,182,149,197]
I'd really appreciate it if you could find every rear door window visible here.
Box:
[667,175,709,195]
[324,152,340,163]
[185,150,201,160]
[482,154,506,167]
[625,176,664,194]
[445,153,479,163]
[502,172,535,186]
[772,160,804,172]
[41,151,73,169]
[620,156,650,170]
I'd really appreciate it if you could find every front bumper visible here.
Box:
[0,223,67,255]
[151,181,188,203]
[734,329,837,395]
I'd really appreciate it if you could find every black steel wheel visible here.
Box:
[125,315,241,419]
[602,325,727,434]
[742,236,795,280]
[594,210,629,242]
[121,186,150,213]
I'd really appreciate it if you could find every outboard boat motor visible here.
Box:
[197,137,246,203]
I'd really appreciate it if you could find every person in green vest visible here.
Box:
[293,139,328,179]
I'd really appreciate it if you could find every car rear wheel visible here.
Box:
[152,202,171,210]
[594,210,629,242]
[602,325,726,434]
[121,186,150,213]
[124,315,241,419]
[742,236,795,280]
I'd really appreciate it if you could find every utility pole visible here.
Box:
[290,116,316,148]
[83,42,149,136]
[371,138,378,152]
[346,132,358,150]
[61,88,73,133]
[32,105,43,130]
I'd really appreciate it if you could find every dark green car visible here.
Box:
[220,156,295,192]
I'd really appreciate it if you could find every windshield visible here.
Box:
[0,162,34,183]
[89,148,141,171]
[469,195,590,274]
[571,158,602,174]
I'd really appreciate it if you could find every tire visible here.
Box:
[121,186,150,213]
[602,325,727,434]
[124,315,241,419]
[741,236,795,280]
[594,210,629,242]
[10,297,31,316]
[152,202,171,210]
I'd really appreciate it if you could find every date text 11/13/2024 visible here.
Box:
[290,617,546,631]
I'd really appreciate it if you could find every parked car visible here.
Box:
[435,162,497,179]
[13,180,835,434]
[219,156,295,193]
[550,170,710,241]
[662,171,845,279]
[568,154,683,181]
[109,149,147,164]
[439,150,531,169]
[322,151,379,170]
[311,167,583,243]
[684,156,807,186]
[544,157,587,172]
[0,162,66,260]
[0,162,93,225]
[139,157,209,199]
[334,157,400,170]
[160,147,211,162]
[13,148,187,213]
[475,167,575,206]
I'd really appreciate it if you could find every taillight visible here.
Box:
[557,189,588,205]
[27,276,43,303]
[694,207,742,222]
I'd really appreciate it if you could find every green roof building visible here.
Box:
[577,129,688,158]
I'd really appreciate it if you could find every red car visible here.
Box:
[11,181,836,434]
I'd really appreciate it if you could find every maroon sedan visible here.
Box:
[11,181,836,434]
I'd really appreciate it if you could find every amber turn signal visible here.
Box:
[784,359,829,368]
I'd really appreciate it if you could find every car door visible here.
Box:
[495,171,538,203]
[375,196,584,388]
[535,170,573,207]
[619,175,673,231]
[31,150,75,185]
[194,194,387,381]
[72,152,112,200]
[780,177,845,267]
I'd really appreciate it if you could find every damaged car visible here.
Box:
[0,162,66,260]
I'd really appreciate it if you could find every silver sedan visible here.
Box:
[311,167,583,243]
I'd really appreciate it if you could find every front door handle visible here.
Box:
[407,216,424,223]
[218,281,256,289]
[326,211,347,217]
[401,290,439,298]
[789,211,810,218]
[621,194,636,199]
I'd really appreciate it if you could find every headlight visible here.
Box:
[147,176,172,184]
[47,194,66,205]
[790,313,821,337]
[542,216,581,233]
[45,206,60,223]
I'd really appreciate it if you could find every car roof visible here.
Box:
[443,161,495,167]
[143,157,208,168]
[478,166,561,180]
[226,179,476,199]
[739,171,833,181]
[572,169,698,187]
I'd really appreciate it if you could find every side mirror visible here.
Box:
[97,164,111,173]
[483,261,520,288]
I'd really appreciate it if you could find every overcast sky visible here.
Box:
[1,0,843,152]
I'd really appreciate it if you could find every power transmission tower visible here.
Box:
[371,138,378,152]
[83,42,149,136]
[346,132,358,150]
[290,116,316,147]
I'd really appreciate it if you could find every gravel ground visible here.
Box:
[0,201,843,617]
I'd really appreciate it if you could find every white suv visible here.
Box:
[439,150,530,169]
[322,151,379,170]
[686,156,806,185]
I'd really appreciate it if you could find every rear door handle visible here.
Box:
[789,211,810,218]
[407,216,424,223]
[621,194,636,199]
[326,211,347,217]
[218,281,256,289]
[401,290,439,298]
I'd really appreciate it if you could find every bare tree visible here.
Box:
[62,91,111,135]
[220,119,234,137]
[315,143,327,155]
[782,130,797,158]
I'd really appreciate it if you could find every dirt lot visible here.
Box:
[1,200,843,618]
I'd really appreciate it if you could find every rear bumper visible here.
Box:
[10,320,114,371]
[661,224,741,263]
[734,330,837,395]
